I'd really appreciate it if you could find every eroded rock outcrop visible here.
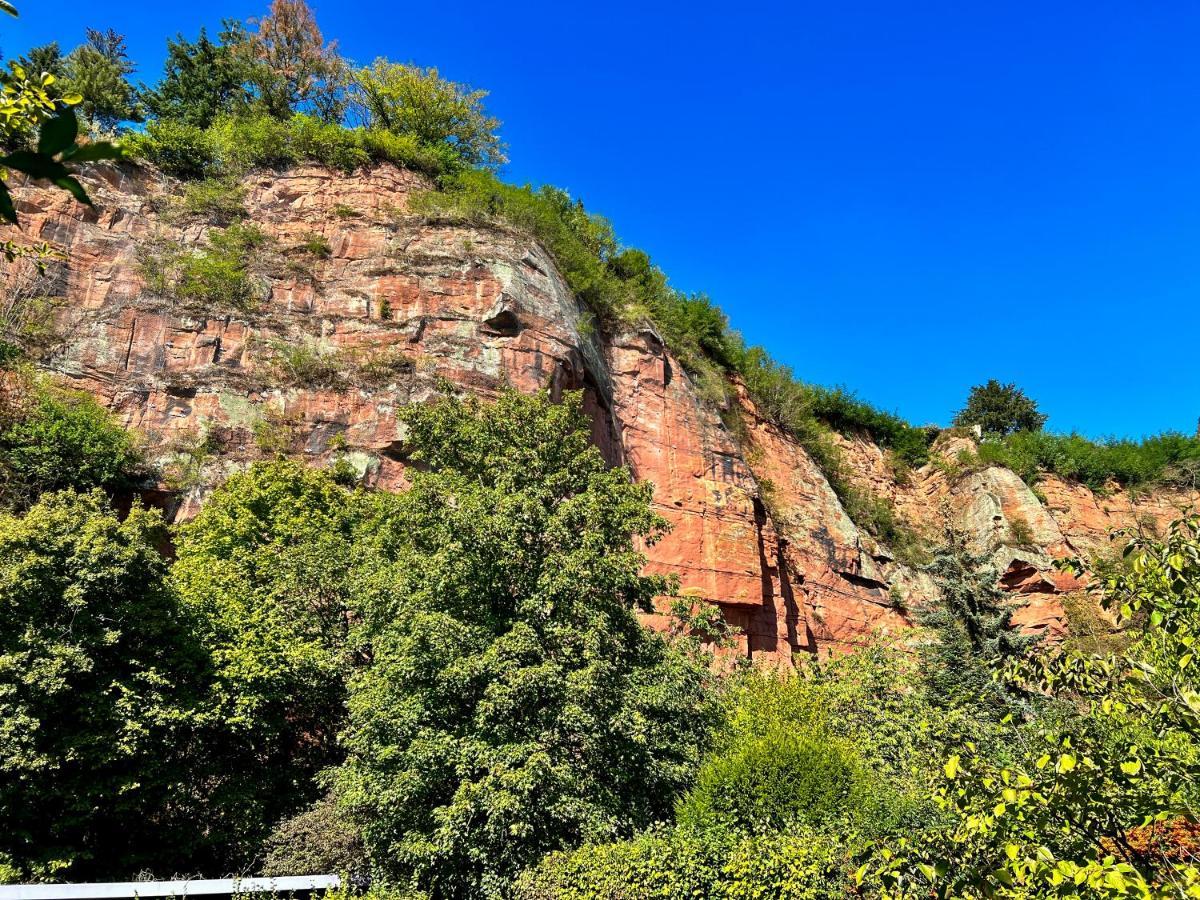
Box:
[6,161,1198,661]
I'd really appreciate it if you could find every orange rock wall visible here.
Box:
[7,162,1198,662]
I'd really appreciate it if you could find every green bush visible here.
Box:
[0,374,141,508]
[124,118,217,178]
[180,176,246,223]
[972,429,1200,491]
[126,112,455,180]
[142,222,269,312]
[514,825,847,900]
[677,727,874,835]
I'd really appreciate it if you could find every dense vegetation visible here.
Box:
[6,4,1200,898]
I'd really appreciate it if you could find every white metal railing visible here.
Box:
[0,875,341,900]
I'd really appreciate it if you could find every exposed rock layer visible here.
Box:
[7,163,1199,661]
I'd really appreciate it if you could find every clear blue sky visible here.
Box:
[6,0,1198,438]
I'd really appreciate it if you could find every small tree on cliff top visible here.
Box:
[953,379,1047,437]
[333,389,718,899]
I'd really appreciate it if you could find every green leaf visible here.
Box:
[0,182,16,224]
[52,176,92,206]
[1,150,69,181]
[37,109,77,157]
[61,142,124,163]
[944,754,961,779]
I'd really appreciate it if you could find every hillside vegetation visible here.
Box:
[3,3,1200,898]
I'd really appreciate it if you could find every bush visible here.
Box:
[514,825,847,900]
[0,374,141,508]
[180,176,246,223]
[142,222,269,312]
[124,118,217,178]
[126,112,455,179]
[676,726,874,835]
[262,794,367,878]
[971,428,1200,491]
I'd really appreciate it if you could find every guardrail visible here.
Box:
[0,875,342,900]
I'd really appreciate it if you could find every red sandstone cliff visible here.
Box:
[6,162,1198,662]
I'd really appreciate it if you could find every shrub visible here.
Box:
[180,176,246,223]
[676,727,875,835]
[514,825,847,900]
[126,112,455,179]
[142,222,269,313]
[123,118,217,178]
[0,375,141,508]
[262,793,367,878]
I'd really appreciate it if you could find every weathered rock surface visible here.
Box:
[6,161,1198,661]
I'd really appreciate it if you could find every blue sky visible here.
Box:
[6,0,1198,438]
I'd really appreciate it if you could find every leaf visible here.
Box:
[944,754,961,779]
[37,109,77,157]
[1120,759,1141,776]
[1,150,69,181]
[1057,753,1076,774]
[62,142,124,163]
[1181,653,1194,670]
[52,175,92,206]
[0,181,16,224]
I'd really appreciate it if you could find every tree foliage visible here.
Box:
[63,28,139,132]
[350,60,505,168]
[954,379,1048,437]
[0,491,207,881]
[138,24,254,128]
[246,0,345,122]
[332,390,718,898]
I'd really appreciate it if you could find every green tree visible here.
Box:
[0,372,141,509]
[0,491,208,880]
[171,458,368,863]
[953,379,1048,437]
[333,390,717,899]
[350,60,506,168]
[866,515,1200,898]
[138,24,254,128]
[917,527,1037,713]
[13,42,65,86]
[63,28,139,132]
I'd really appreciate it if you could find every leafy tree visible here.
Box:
[63,28,139,132]
[245,0,345,122]
[350,60,506,168]
[0,491,209,880]
[171,458,368,862]
[953,379,1048,437]
[865,515,1200,898]
[332,390,717,899]
[0,372,141,509]
[138,24,254,128]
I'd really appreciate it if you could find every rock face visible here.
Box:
[6,162,1199,662]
